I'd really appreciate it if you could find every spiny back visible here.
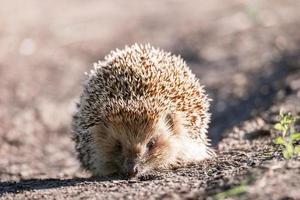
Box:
[78,44,210,141]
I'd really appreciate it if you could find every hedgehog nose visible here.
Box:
[127,164,139,177]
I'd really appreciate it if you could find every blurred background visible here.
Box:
[1,0,300,181]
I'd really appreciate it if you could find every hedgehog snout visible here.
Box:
[126,161,140,178]
[123,155,143,178]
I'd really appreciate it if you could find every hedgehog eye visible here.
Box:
[146,138,156,151]
[115,140,122,152]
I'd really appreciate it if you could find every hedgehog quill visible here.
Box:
[72,44,214,178]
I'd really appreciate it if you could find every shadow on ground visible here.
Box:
[208,50,300,145]
[0,177,108,195]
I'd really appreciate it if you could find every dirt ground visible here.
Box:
[1,0,300,199]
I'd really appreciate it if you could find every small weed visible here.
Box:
[213,184,247,200]
[244,1,261,23]
[273,111,300,159]
[212,177,255,200]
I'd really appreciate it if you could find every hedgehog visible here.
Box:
[72,44,214,178]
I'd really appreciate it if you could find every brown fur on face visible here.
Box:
[90,110,189,177]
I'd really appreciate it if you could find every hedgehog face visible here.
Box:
[113,129,175,178]
[90,112,185,178]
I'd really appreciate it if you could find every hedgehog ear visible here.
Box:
[165,112,186,135]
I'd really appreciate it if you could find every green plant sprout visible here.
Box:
[213,183,247,200]
[273,111,300,159]
[244,2,260,23]
[212,176,255,200]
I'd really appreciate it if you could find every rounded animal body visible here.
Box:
[72,44,214,177]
